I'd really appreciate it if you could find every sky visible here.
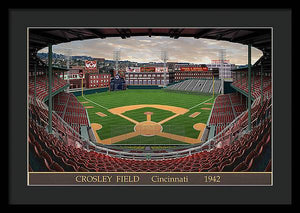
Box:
[39,36,263,65]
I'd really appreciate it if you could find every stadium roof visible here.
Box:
[29,28,271,54]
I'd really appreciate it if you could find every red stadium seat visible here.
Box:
[51,162,65,172]
[28,87,271,173]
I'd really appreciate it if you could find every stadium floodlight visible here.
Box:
[160,50,168,87]
[219,49,226,94]
[113,49,121,75]
[63,48,72,93]
[62,48,72,69]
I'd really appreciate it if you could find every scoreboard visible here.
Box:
[179,67,208,71]
[140,67,156,72]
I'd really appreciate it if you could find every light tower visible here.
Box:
[160,50,168,87]
[219,49,226,94]
[64,48,71,93]
[113,49,121,75]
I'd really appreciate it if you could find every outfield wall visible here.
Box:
[71,87,109,96]
[127,85,163,90]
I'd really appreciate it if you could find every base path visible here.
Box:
[108,104,189,115]
[158,114,181,125]
[101,132,140,144]
[91,104,208,144]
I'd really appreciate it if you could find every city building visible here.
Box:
[125,67,174,86]
[85,73,111,88]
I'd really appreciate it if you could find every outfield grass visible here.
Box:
[76,89,216,144]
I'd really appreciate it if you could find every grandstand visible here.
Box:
[28,28,272,174]
[53,92,89,134]
[29,74,68,101]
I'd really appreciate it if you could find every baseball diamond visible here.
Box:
[76,89,214,145]
[27,28,272,175]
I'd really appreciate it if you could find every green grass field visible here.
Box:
[76,89,216,145]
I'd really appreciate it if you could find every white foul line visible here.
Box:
[82,95,109,111]
[188,97,214,110]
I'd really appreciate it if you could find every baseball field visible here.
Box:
[76,89,216,145]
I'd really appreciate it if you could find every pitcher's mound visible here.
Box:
[134,121,162,136]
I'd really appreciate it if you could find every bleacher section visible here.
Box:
[192,79,206,92]
[165,79,222,94]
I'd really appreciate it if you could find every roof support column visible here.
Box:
[247,43,252,131]
[242,72,244,87]
[52,70,54,87]
[261,62,264,106]
[240,72,242,87]
[253,69,255,91]
[235,71,237,82]
[45,65,48,88]
[48,43,53,134]
[34,61,37,105]
[240,92,242,104]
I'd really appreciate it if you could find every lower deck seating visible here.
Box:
[53,92,89,134]
[208,93,247,136]
[28,94,271,172]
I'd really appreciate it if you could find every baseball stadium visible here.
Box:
[28,28,272,173]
